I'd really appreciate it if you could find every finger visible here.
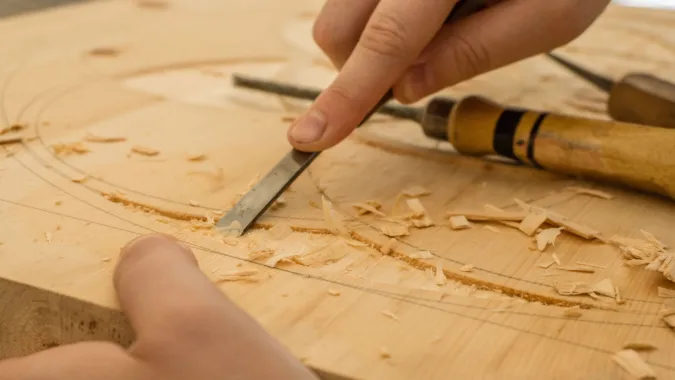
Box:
[114,234,317,380]
[0,342,151,380]
[288,0,459,152]
[312,0,380,69]
[394,0,611,103]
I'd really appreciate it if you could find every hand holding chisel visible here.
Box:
[288,0,610,152]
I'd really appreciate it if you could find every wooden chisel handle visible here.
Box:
[440,96,675,200]
[608,73,675,129]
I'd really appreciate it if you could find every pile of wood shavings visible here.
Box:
[52,141,90,156]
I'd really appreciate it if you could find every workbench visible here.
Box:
[0,1,674,379]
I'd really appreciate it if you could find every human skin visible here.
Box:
[287,0,611,152]
[0,234,318,380]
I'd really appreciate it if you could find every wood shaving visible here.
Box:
[460,264,474,272]
[567,186,614,199]
[658,287,675,298]
[377,222,409,237]
[405,198,434,227]
[483,204,523,229]
[44,232,53,243]
[446,210,526,222]
[270,195,286,210]
[102,191,207,222]
[0,123,25,135]
[518,211,548,236]
[0,136,22,145]
[84,133,126,143]
[449,215,471,230]
[401,186,430,197]
[222,237,239,246]
[483,225,500,233]
[664,314,675,330]
[327,289,341,296]
[622,343,657,352]
[537,260,555,269]
[343,239,369,247]
[216,269,263,283]
[611,349,656,380]
[248,249,273,261]
[553,281,594,296]
[535,227,563,251]
[409,251,434,259]
[562,306,582,318]
[435,260,447,286]
[52,141,90,156]
[379,346,391,359]
[321,196,350,237]
[351,202,386,216]
[188,200,200,207]
[265,251,299,268]
[71,175,89,183]
[576,260,607,269]
[641,229,667,249]
[88,47,122,57]
[552,253,561,266]
[592,279,616,298]
[381,310,400,321]
[131,145,160,156]
[556,265,595,273]
[515,200,600,239]
[186,152,207,161]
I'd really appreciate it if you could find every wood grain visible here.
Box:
[0,1,674,379]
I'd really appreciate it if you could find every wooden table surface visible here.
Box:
[0,1,674,379]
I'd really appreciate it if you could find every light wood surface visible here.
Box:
[0,1,674,379]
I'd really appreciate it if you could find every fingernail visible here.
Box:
[290,109,327,144]
[399,64,429,103]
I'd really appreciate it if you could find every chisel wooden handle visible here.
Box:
[443,95,675,200]
[608,73,675,129]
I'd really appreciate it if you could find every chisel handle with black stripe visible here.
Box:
[419,96,675,200]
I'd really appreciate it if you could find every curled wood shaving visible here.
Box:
[622,343,657,352]
[592,279,616,298]
[381,310,400,321]
[0,136,22,145]
[321,196,350,237]
[401,186,430,197]
[519,211,548,236]
[71,175,89,183]
[612,349,656,380]
[556,265,595,273]
[449,216,471,230]
[567,186,614,200]
[102,191,207,221]
[351,202,386,216]
[52,141,90,156]
[265,251,299,268]
[327,289,341,296]
[535,227,563,251]
[435,260,447,286]
[84,133,126,143]
[131,145,160,156]
[446,210,526,222]
[343,238,369,247]
[538,260,555,269]
[657,287,675,298]
[189,200,200,207]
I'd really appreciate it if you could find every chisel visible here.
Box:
[546,52,675,129]
[217,0,488,235]
[227,76,675,205]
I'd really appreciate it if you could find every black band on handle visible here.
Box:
[493,110,525,160]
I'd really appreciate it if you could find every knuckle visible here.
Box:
[359,13,410,59]
[446,34,491,80]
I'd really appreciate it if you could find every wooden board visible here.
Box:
[0,1,674,379]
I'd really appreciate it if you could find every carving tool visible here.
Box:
[226,75,675,204]
[217,0,488,235]
[546,52,675,128]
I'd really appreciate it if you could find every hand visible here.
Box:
[0,234,318,380]
[287,0,610,152]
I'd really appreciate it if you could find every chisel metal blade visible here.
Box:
[216,90,394,236]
